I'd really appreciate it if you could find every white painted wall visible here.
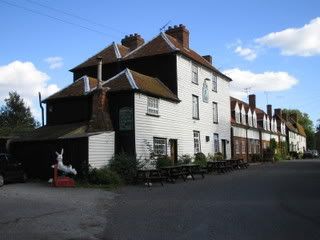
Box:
[247,129,260,140]
[134,54,232,159]
[88,132,115,168]
[288,131,306,152]
[232,126,246,138]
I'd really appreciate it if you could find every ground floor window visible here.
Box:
[214,133,219,153]
[153,137,167,155]
[235,139,240,154]
[242,140,246,154]
[193,131,201,154]
[248,140,252,154]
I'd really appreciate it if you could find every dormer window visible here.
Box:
[192,63,198,84]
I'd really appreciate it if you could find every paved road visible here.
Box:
[0,182,117,240]
[104,160,320,240]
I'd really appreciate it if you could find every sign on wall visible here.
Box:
[119,107,133,131]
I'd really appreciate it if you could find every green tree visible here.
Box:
[283,109,315,149]
[0,91,39,136]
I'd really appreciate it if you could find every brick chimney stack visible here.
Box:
[267,104,272,118]
[290,113,298,123]
[121,33,144,51]
[274,108,282,118]
[165,24,190,48]
[249,94,256,109]
[202,55,212,64]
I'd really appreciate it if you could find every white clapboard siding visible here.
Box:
[88,132,115,169]
[135,54,231,159]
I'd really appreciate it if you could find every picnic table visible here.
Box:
[136,168,165,187]
[160,165,186,183]
[179,164,206,180]
[207,160,227,173]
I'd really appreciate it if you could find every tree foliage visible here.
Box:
[0,91,39,136]
[283,109,315,149]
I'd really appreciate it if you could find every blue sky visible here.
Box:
[0,0,319,125]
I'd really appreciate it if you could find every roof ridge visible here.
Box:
[161,32,179,51]
[43,75,91,102]
[113,42,122,59]
[125,69,138,89]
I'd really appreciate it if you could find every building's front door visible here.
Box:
[221,139,227,159]
[169,139,178,165]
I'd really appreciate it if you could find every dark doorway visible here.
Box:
[221,139,227,159]
[169,139,178,165]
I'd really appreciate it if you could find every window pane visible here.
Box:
[193,131,201,153]
[212,75,217,92]
[192,95,199,119]
[214,133,219,153]
[192,64,198,84]
[154,138,167,155]
[147,97,159,115]
[213,102,218,123]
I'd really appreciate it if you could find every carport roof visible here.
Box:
[13,122,110,142]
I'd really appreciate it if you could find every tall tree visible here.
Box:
[0,91,39,136]
[283,109,315,149]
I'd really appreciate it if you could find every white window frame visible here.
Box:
[213,102,218,124]
[192,95,199,119]
[193,131,201,154]
[192,63,198,84]
[212,74,217,92]
[147,96,159,116]
[153,137,167,155]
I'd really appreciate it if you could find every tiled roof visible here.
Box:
[70,43,129,70]
[43,76,98,102]
[70,33,231,81]
[103,69,179,102]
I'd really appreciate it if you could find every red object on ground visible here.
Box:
[52,164,75,187]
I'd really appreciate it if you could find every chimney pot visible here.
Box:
[249,94,256,109]
[121,33,145,51]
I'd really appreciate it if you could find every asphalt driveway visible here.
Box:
[104,160,320,240]
[0,182,117,240]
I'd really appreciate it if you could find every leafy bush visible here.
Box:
[263,148,275,162]
[109,152,142,184]
[88,166,122,186]
[251,154,263,162]
[274,153,283,162]
[178,154,193,164]
[194,152,207,167]
[208,152,224,161]
[156,155,173,169]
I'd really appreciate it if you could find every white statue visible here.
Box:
[53,149,77,175]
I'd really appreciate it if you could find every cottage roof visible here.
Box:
[70,42,129,70]
[103,68,179,102]
[70,33,231,82]
[43,76,98,102]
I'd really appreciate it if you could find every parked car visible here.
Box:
[0,153,27,187]
[303,150,319,159]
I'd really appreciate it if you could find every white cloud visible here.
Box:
[44,56,63,69]
[234,46,257,61]
[256,17,320,56]
[223,68,298,98]
[0,61,59,119]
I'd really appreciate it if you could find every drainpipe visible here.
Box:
[97,57,103,88]
[38,92,44,126]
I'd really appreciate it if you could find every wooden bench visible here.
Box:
[136,169,165,187]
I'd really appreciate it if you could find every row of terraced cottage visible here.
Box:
[10,25,306,179]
